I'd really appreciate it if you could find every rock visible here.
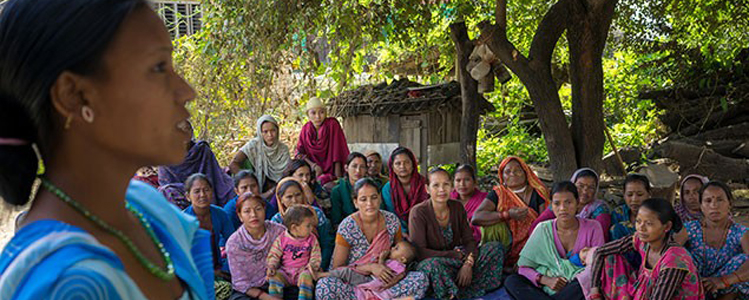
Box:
[602,147,642,176]
[638,163,679,203]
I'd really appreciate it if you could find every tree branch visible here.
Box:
[528,0,570,66]
[477,21,532,81]
[495,0,507,30]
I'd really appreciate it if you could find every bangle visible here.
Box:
[720,276,731,288]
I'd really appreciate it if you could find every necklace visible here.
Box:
[40,177,176,281]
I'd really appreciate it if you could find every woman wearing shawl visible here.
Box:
[450,164,488,243]
[296,97,350,187]
[675,174,709,223]
[226,192,286,300]
[265,159,331,217]
[589,198,702,300]
[229,115,290,199]
[365,150,388,188]
[269,177,334,270]
[505,181,605,300]
[0,1,213,299]
[182,173,236,274]
[530,168,612,241]
[677,181,749,300]
[381,147,429,236]
[410,168,504,299]
[315,178,429,300]
[472,156,550,268]
[330,152,369,227]
[159,120,236,207]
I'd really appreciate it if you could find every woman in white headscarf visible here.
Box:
[230,115,291,198]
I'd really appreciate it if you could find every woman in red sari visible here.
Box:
[472,156,550,269]
[296,97,350,188]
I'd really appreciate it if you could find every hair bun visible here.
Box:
[0,96,39,205]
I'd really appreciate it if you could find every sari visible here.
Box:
[675,174,709,223]
[183,204,236,272]
[315,210,428,300]
[330,178,358,226]
[158,140,236,206]
[481,156,549,267]
[295,118,350,185]
[239,115,290,190]
[685,220,749,297]
[450,188,488,243]
[0,180,214,300]
[382,147,429,233]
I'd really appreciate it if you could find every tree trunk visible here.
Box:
[654,141,749,182]
[567,0,616,172]
[450,22,480,169]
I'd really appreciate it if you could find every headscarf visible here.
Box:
[240,115,290,189]
[675,174,709,222]
[492,156,549,263]
[570,167,605,219]
[275,177,316,217]
[158,140,236,206]
[387,147,429,221]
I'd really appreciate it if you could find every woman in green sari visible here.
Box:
[330,152,368,227]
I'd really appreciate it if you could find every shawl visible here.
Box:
[226,221,286,292]
[158,140,236,206]
[239,115,290,190]
[571,168,602,219]
[352,228,393,267]
[491,156,549,264]
[0,180,214,300]
[517,220,584,295]
[295,117,350,184]
[450,188,487,243]
[675,174,709,223]
[387,147,429,222]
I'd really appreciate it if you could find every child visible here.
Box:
[312,240,417,300]
[266,205,321,300]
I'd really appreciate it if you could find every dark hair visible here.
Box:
[551,181,579,201]
[427,167,451,183]
[233,170,258,188]
[640,198,683,234]
[395,240,417,264]
[390,147,413,164]
[574,169,598,184]
[699,180,733,204]
[283,159,314,180]
[185,173,213,192]
[345,152,367,176]
[354,178,381,198]
[277,179,303,199]
[283,205,315,229]
[235,192,265,216]
[454,164,476,181]
[0,0,147,205]
[624,174,651,193]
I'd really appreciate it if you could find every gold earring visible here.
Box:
[64,114,73,130]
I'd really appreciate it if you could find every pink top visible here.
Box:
[267,231,322,279]
[518,218,605,286]
[450,189,488,243]
[531,202,611,241]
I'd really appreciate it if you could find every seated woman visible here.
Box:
[589,198,702,300]
[410,168,504,299]
[270,177,334,270]
[364,150,388,188]
[229,115,290,199]
[471,156,549,268]
[530,168,612,241]
[225,192,286,300]
[315,178,429,300]
[330,152,369,227]
[182,173,236,274]
[223,170,278,230]
[610,174,651,240]
[382,147,429,237]
[295,97,349,188]
[505,181,605,300]
[675,174,709,223]
[679,181,749,300]
[449,164,488,243]
[158,120,236,206]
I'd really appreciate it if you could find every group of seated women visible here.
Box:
[145,98,749,300]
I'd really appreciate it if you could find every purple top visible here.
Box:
[226,221,286,293]
[518,218,605,286]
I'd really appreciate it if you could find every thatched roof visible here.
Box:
[329,79,495,118]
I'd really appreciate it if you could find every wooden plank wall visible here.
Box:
[427,109,462,145]
[341,115,400,143]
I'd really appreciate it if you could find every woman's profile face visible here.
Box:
[74,7,194,166]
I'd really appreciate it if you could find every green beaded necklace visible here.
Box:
[40,177,176,281]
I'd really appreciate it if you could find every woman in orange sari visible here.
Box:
[472,156,550,268]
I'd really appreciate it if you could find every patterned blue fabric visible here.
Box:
[686,220,749,298]
[183,204,236,272]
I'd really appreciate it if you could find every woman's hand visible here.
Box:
[508,207,529,220]
[314,165,324,178]
[379,271,407,291]
[368,263,396,284]
[702,277,729,293]
[456,264,473,287]
[539,275,568,291]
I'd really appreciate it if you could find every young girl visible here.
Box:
[295,97,350,188]
[267,205,322,300]
[313,240,417,300]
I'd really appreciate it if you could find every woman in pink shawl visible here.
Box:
[296,97,350,188]
[449,164,487,243]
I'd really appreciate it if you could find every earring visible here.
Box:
[81,105,95,123]
[64,114,73,130]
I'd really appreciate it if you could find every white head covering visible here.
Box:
[305,97,325,111]
[239,115,290,189]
